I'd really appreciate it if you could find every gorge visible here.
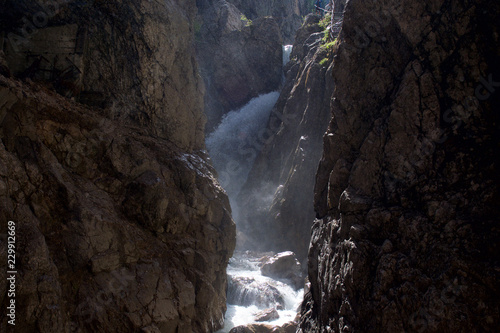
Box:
[1,0,499,332]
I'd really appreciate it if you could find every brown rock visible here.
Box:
[299,0,500,332]
[0,1,236,332]
[1,0,205,151]
[254,308,280,322]
[229,321,298,333]
[260,252,304,290]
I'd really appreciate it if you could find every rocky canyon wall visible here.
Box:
[226,0,307,44]
[195,0,284,132]
[0,1,235,332]
[195,0,313,133]
[299,0,499,332]
[237,14,335,263]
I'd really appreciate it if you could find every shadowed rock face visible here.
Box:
[237,15,333,263]
[2,0,206,152]
[299,0,500,332]
[0,1,235,332]
[196,0,284,133]
[226,0,307,44]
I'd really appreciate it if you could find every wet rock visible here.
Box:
[260,252,304,290]
[254,308,279,322]
[229,321,298,333]
[229,324,275,333]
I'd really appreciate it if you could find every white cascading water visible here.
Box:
[283,44,293,65]
[206,91,279,220]
[209,45,303,332]
[218,252,304,332]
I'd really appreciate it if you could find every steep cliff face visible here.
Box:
[195,0,283,132]
[0,1,235,332]
[237,14,334,263]
[300,0,499,332]
[2,0,206,152]
[227,0,307,44]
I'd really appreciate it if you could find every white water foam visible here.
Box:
[216,253,304,332]
[283,45,293,65]
[206,91,280,202]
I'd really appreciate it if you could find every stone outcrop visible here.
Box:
[299,0,500,331]
[260,251,303,290]
[254,308,280,322]
[196,0,284,132]
[237,14,334,262]
[0,1,235,332]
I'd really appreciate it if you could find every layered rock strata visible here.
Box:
[299,0,500,331]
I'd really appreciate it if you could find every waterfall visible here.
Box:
[208,46,302,333]
[283,45,293,65]
[218,252,304,332]
[207,46,291,203]
[206,92,280,211]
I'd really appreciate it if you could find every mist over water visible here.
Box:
[206,91,280,213]
[209,45,302,333]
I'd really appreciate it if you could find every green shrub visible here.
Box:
[319,58,330,67]
[241,14,252,27]
[320,39,337,52]
[318,13,331,30]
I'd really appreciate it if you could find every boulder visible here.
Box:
[229,324,278,333]
[260,252,304,289]
[229,321,298,333]
[254,308,280,322]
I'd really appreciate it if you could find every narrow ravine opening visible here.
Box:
[207,45,303,332]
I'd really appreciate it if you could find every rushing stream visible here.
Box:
[216,252,304,332]
[207,45,301,332]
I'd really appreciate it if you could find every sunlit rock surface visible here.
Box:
[260,251,303,290]
[237,14,333,263]
[0,1,235,332]
[299,0,500,331]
